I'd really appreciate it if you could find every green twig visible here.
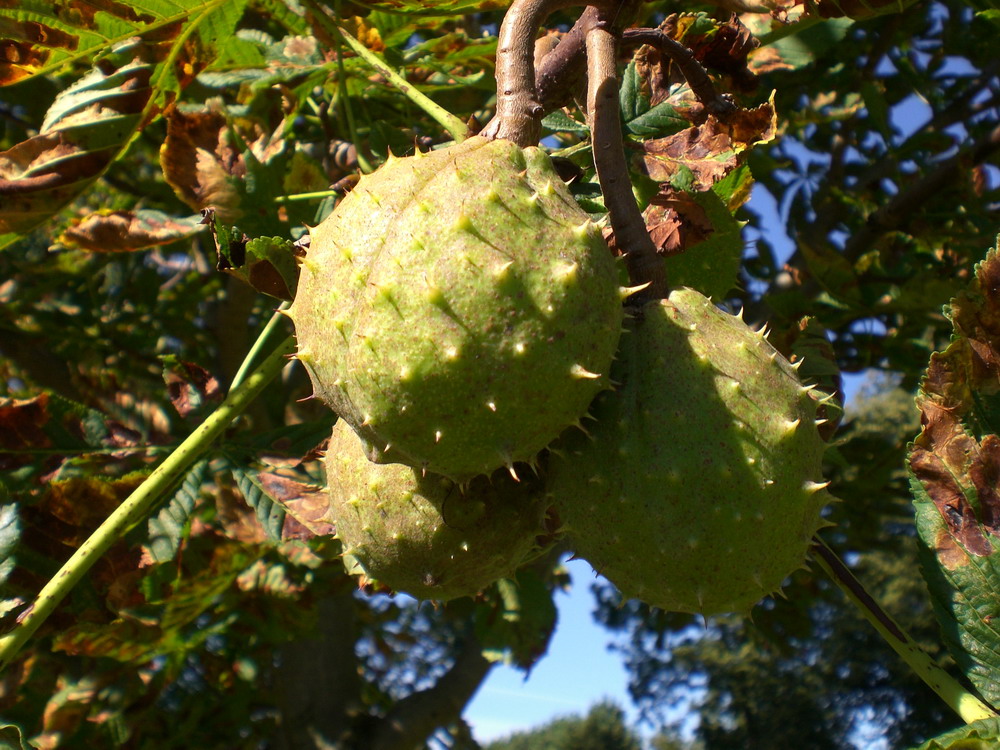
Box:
[0,334,297,674]
[812,535,997,724]
[230,303,291,390]
[305,0,467,144]
[274,190,343,203]
[326,1,374,174]
[333,25,469,143]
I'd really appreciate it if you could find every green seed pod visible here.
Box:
[548,288,830,615]
[325,420,550,601]
[289,136,624,482]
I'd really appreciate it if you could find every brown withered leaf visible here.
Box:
[911,245,1000,562]
[59,209,204,253]
[640,100,775,190]
[0,395,53,457]
[658,13,759,93]
[642,189,713,256]
[161,356,221,418]
[160,109,244,223]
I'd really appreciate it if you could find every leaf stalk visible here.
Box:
[0,334,297,674]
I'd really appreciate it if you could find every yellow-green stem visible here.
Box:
[813,536,996,724]
[0,335,297,674]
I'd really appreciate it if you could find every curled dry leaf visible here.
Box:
[642,190,714,255]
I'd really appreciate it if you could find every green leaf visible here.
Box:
[232,466,286,542]
[619,61,646,124]
[626,100,689,139]
[660,174,750,300]
[912,717,1000,749]
[352,0,511,15]
[752,18,854,73]
[146,460,209,563]
[909,238,1000,707]
[542,110,589,135]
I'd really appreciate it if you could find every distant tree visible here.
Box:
[484,701,643,750]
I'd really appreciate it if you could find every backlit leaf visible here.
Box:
[0,39,154,250]
[0,0,247,86]
[58,210,204,253]
[352,0,510,14]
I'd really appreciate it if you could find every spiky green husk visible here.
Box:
[289,136,623,482]
[548,288,830,615]
[325,420,549,601]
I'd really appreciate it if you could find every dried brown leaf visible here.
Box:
[59,210,204,253]
[162,358,221,418]
[643,190,713,255]
[160,109,244,223]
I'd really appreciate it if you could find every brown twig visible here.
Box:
[587,16,668,300]
[621,28,736,118]
[483,0,616,146]
[534,6,603,114]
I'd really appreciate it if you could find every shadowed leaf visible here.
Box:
[232,466,287,542]
[0,723,31,750]
[475,569,557,671]
[913,717,1000,749]
[145,460,209,563]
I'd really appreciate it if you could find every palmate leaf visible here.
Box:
[0,0,247,86]
[0,0,247,251]
[908,237,1000,708]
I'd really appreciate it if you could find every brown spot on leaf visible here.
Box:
[910,446,992,557]
[640,103,774,191]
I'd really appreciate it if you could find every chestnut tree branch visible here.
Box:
[586,17,667,299]
[369,631,493,750]
[483,0,614,146]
